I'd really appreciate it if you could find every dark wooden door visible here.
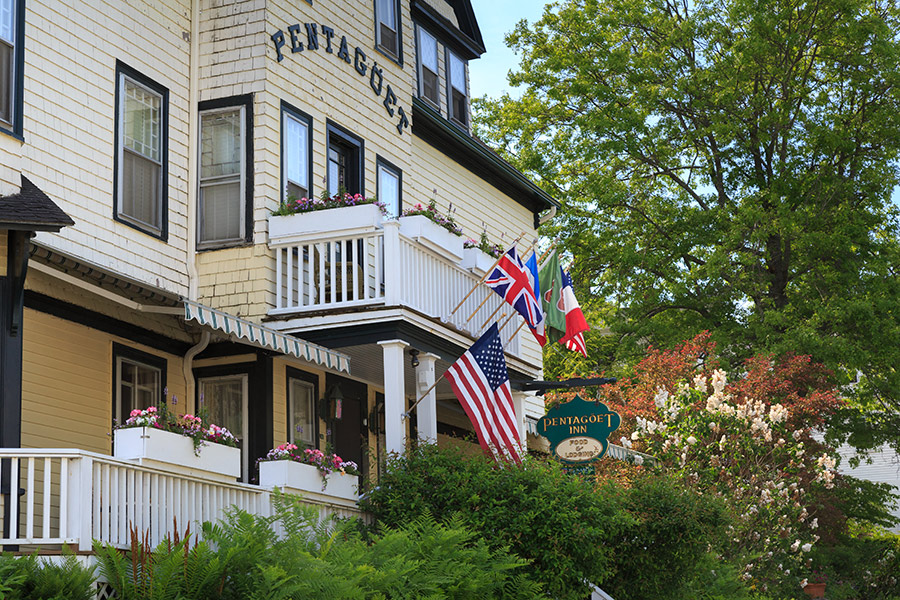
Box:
[326,374,367,475]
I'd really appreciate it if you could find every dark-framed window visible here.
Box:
[326,121,364,196]
[286,367,318,449]
[114,61,169,240]
[416,26,440,108]
[376,155,401,218]
[375,0,402,64]
[199,373,249,479]
[0,0,24,137]
[281,101,313,203]
[112,343,167,426]
[446,48,468,128]
[198,94,253,248]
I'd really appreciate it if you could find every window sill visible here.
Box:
[375,44,403,68]
[196,240,254,253]
[114,214,167,242]
[0,124,24,144]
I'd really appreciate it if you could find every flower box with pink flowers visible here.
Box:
[113,406,240,481]
[257,444,359,502]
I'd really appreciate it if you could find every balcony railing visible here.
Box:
[270,220,521,355]
[0,449,363,552]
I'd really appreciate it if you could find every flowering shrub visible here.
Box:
[463,231,504,258]
[401,199,463,236]
[118,403,238,456]
[258,443,359,489]
[272,191,387,216]
[629,369,840,593]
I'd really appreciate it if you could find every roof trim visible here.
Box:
[411,97,559,215]
[0,176,74,232]
[411,0,485,60]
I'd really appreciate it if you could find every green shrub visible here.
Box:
[360,444,729,600]
[808,527,900,600]
[0,552,95,600]
[95,491,538,599]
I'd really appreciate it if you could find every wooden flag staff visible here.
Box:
[405,310,507,416]
[465,239,538,324]
[449,231,527,317]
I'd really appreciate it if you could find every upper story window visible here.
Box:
[326,122,364,196]
[447,50,468,128]
[375,0,402,61]
[282,103,312,202]
[376,157,401,218]
[199,104,246,247]
[0,0,22,135]
[115,62,168,239]
[417,27,439,108]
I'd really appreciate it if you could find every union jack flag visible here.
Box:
[485,247,546,344]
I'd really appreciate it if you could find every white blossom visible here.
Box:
[801,543,812,553]
[633,455,644,466]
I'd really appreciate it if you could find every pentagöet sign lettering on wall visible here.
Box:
[270,22,409,135]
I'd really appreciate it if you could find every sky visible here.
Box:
[467,1,547,100]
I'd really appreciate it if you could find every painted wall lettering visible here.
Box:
[270,22,409,135]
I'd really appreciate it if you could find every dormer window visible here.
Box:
[447,50,468,128]
[417,27,439,108]
[376,0,401,60]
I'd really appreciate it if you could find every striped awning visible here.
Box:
[183,299,350,374]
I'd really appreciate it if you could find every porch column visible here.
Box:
[415,352,440,444]
[511,390,529,448]
[378,339,409,455]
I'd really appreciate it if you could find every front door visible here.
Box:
[199,374,249,481]
[326,374,367,478]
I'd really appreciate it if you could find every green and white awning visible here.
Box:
[183,299,350,374]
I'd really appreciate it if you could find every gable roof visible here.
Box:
[0,175,74,232]
[412,0,485,60]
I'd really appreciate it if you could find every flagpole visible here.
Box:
[449,231,527,316]
[479,303,504,329]
[405,373,446,417]
[463,238,536,323]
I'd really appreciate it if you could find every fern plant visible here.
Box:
[0,550,95,600]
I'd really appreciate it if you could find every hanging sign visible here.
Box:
[537,395,621,464]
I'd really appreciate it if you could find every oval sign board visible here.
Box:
[555,436,605,462]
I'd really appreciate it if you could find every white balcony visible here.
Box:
[0,449,363,552]
[269,215,522,357]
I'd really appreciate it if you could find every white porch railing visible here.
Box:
[0,449,363,552]
[271,221,521,355]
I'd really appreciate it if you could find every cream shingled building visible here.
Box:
[0,0,557,553]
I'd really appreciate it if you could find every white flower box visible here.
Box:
[461,247,498,276]
[398,214,465,261]
[269,203,384,245]
[258,460,358,502]
[114,427,240,480]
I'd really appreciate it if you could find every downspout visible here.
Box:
[183,330,210,414]
[537,204,557,227]
[186,0,201,301]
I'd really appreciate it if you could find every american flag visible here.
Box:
[444,324,523,463]
[485,247,545,345]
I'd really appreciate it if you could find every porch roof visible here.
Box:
[184,299,351,374]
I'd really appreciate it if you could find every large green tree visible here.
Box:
[476,0,900,442]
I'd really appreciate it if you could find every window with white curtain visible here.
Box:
[113,344,165,425]
[199,374,249,480]
[377,158,401,218]
[116,63,168,238]
[289,377,316,448]
[417,27,439,107]
[283,107,311,201]
[199,106,245,246]
[0,0,18,128]
[447,50,468,127]
[376,0,400,59]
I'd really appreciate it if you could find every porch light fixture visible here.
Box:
[409,348,420,368]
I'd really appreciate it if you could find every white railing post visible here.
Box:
[383,221,401,306]
[66,455,94,552]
